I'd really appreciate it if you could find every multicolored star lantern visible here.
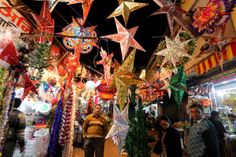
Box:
[192,0,235,34]
[107,0,148,26]
[155,31,192,69]
[57,17,97,54]
[152,0,194,38]
[110,49,144,110]
[32,0,54,43]
[106,104,129,152]
[102,18,145,61]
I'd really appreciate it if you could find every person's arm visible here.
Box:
[16,113,26,152]
[202,129,218,157]
[82,115,90,138]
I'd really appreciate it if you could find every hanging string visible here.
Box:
[83,64,103,76]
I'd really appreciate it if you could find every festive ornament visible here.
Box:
[169,66,186,107]
[107,1,148,26]
[96,48,113,84]
[96,79,116,100]
[32,0,55,43]
[0,41,19,68]
[152,0,195,38]
[110,49,143,110]
[22,73,38,100]
[85,80,96,91]
[102,18,145,61]
[192,0,235,34]
[106,104,129,152]
[50,45,60,57]
[155,31,192,69]
[57,17,97,54]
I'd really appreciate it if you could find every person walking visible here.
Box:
[153,115,182,157]
[2,98,26,157]
[82,104,108,157]
[209,111,226,157]
[187,103,220,157]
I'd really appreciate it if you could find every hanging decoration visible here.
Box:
[102,18,145,61]
[110,49,143,110]
[96,48,113,84]
[57,17,97,54]
[169,65,187,107]
[192,0,235,34]
[96,79,116,100]
[152,0,195,38]
[106,104,129,152]
[155,31,193,69]
[107,0,148,26]
[31,0,55,43]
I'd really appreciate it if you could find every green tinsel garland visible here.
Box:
[125,86,151,157]
[28,42,52,79]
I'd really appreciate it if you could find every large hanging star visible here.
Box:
[107,0,148,26]
[169,65,186,107]
[155,32,192,68]
[152,0,195,38]
[110,49,144,110]
[32,0,54,43]
[106,105,129,152]
[102,18,145,61]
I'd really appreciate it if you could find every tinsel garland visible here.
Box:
[0,68,8,113]
[28,42,52,79]
[47,99,63,157]
[59,88,76,157]
[0,73,15,156]
[62,86,76,157]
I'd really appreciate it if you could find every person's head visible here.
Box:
[159,115,170,130]
[189,103,204,121]
[14,98,22,108]
[211,111,220,120]
[94,104,102,116]
[228,114,236,122]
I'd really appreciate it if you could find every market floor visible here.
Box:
[73,139,159,157]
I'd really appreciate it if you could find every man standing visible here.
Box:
[83,104,108,157]
[2,98,26,157]
[187,103,220,157]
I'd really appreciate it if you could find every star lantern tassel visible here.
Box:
[107,0,148,26]
[96,48,113,84]
[169,65,186,107]
[102,18,145,61]
[106,104,129,152]
[152,0,196,38]
[32,0,55,43]
[155,31,192,69]
[110,49,144,110]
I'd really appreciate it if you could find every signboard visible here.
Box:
[0,0,33,33]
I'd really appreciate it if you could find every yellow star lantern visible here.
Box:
[107,0,148,26]
[111,49,144,110]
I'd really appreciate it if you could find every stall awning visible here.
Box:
[196,42,236,75]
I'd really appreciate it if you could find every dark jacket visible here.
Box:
[154,127,182,157]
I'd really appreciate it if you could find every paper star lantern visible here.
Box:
[106,104,129,152]
[107,1,148,26]
[96,48,113,83]
[169,66,186,107]
[192,0,235,34]
[155,31,192,68]
[57,17,97,54]
[111,49,144,110]
[32,0,54,43]
[102,18,145,60]
[152,0,195,37]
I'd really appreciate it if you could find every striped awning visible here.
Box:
[196,42,236,75]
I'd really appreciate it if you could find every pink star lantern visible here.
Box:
[102,18,145,61]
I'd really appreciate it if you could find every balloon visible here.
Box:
[86,80,95,91]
